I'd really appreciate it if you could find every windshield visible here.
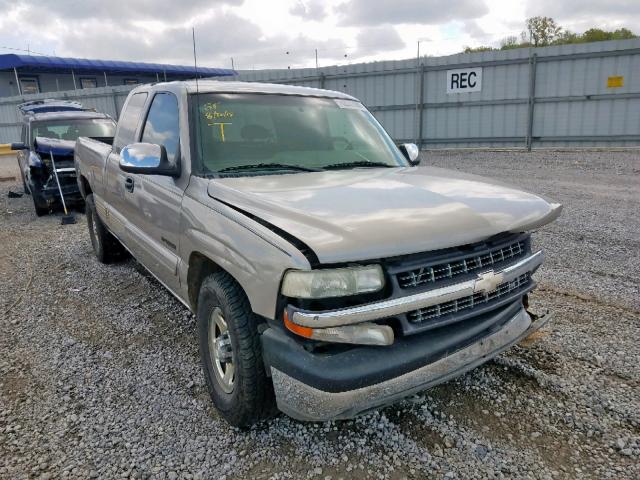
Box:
[192,93,406,176]
[31,118,116,142]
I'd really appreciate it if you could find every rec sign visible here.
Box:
[446,67,482,94]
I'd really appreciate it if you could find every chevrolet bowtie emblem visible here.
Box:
[474,270,504,294]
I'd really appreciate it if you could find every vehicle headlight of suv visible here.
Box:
[281,265,385,299]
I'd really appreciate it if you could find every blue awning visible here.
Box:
[0,54,235,78]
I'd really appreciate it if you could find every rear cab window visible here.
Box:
[114,92,148,153]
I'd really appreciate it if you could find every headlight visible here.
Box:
[281,265,385,299]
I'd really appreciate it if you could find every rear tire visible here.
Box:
[197,271,276,427]
[85,194,126,263]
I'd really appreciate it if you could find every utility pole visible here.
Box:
[415,40,422,144]
[231,57,235,70]
[14,67,22,96]
[526,28,536,151]
[315,49,318,69]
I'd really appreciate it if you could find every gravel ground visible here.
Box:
[1,150,639,480]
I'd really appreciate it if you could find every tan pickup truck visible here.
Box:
[74,80,561,426]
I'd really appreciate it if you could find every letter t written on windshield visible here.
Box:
[203,102,233,142]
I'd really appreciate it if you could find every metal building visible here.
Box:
[0,54,235,97]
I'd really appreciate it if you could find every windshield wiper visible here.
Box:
[218,163,321,173]
[322,160,394,170]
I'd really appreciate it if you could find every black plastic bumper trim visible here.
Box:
[261,300,522,393]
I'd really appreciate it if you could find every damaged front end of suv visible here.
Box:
[12,108,116,216]
[26,137,81,213]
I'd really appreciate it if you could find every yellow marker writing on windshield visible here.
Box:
[211,122,232,142]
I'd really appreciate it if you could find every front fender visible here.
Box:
[28,151,43,168]
[179,192,311,320]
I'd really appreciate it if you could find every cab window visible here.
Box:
[114,92,148,153]
[140,93,180,165]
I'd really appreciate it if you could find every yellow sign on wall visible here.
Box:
[607,76,624,88]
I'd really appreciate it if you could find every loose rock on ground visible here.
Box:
[1,149,639,479]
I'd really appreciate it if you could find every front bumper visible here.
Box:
[37,168,82,203]
[264,304,550,421]
[40,185,82,202]
[286,250,542,345]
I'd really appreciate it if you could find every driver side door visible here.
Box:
[119,92,185,293]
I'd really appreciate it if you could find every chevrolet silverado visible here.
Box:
[74,81,561,426]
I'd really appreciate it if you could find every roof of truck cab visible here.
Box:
[27,110,113,122]
[140,80,359,101]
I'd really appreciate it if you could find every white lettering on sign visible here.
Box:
[446,67,482,94]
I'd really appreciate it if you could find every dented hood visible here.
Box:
[207,167,561,264]
[34,137,75,157]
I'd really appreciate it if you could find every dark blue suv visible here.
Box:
[11,100,116,216]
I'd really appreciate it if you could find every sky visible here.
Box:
[0,0,637,70]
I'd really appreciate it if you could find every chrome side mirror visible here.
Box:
[398,143,420,165]
[119,142,179,176]
[10,142,27,151]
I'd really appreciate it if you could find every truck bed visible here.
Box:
[74,136,112,198]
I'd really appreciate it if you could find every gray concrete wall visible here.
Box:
[0,153,19,181]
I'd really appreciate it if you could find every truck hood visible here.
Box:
[207,167,561,264]
[34,137,75,157]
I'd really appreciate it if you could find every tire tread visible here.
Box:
[198,271,276,427]
[85,194,126,263]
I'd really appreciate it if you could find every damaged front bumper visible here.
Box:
[285,250,543,346]
[34,167,82,204]
[262,304,550,421]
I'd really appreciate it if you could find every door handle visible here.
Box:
[124,176,134,193]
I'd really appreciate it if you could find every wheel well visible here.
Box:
[187,252,222,310]
[79,175,92,199]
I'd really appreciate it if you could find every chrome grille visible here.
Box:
[407,273,530,324]
[397,239,527,289]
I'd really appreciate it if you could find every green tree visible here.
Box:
[463,45,495,53]
[500,35,523,50]
[552,27,636,45]
[581,27,636,42]
[612,28,636,40]
[459,19,637,54]
[553,30,579,44]
[526,16,562,46]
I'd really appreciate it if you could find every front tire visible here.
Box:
[85,194,126,263]
[32,193,48,217]
[197,272,276,427]
[19,169,29,195]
